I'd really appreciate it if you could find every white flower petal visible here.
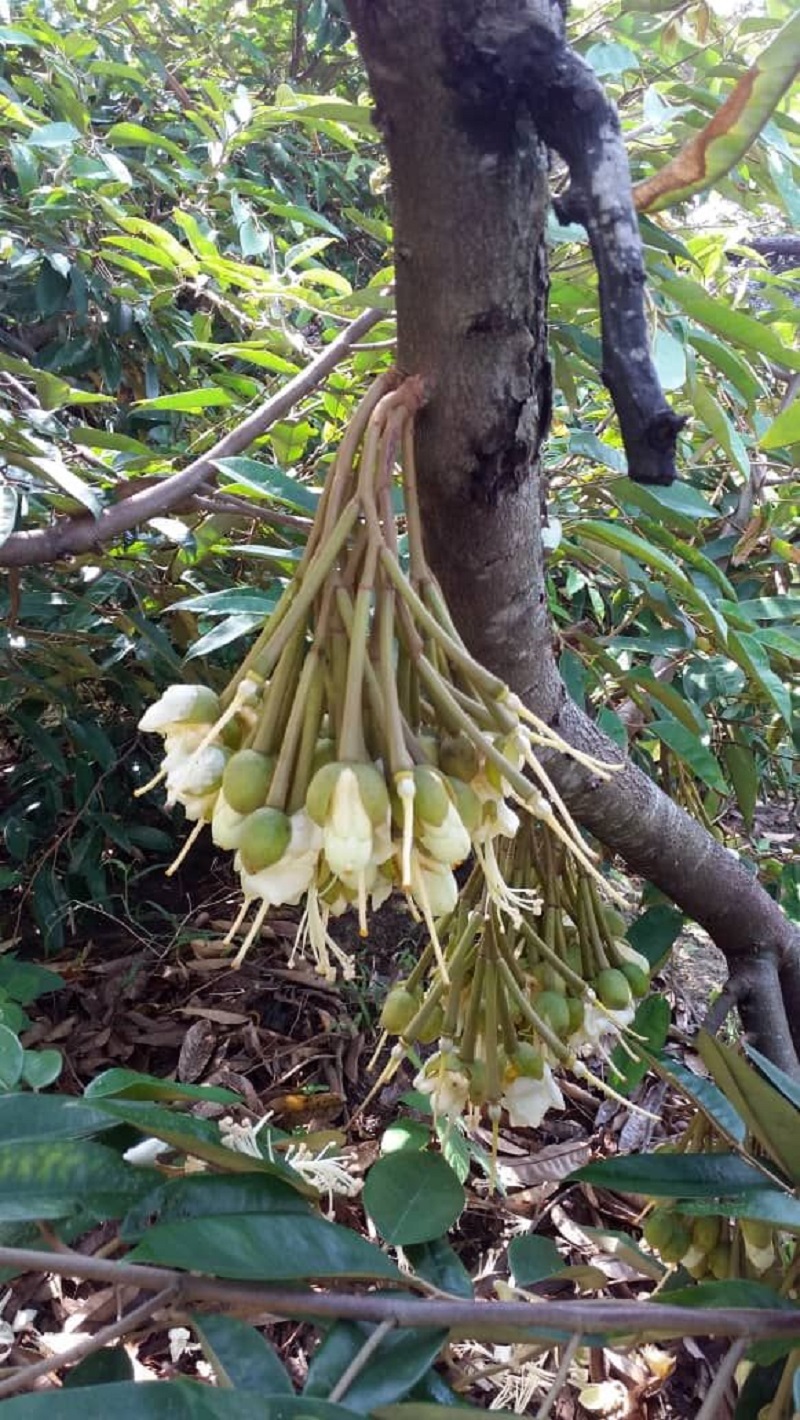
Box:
[502,1065,565,1128]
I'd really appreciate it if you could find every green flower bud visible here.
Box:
[535,990,571,1039]
[380,986,420,1035]
[439,733,479,783]
[222,750,275,815]
[238,807,292,874]
[619,960,651,999]
[595,968,633,1011]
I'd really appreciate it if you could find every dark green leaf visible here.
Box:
[0,1381,360,1418]
[571,1152,771,1197]
[85,1068,243,1106]
[404,1239,473,1298]
[192,1312,293,1393]
[120,1172,313,1242]
[129,1212,401,1281]
[609,994,670,1097]
[508,1233,565,1286]
[0,1140,147,1222]
[658,1057,747,1145]
[305,1320,447,1410]
[0,1026,24,1090]
[0,1094,114,1144]
[63,1346,134,1388]
[364,1153,465,1246]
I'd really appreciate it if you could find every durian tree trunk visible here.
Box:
[346,0,800,1076]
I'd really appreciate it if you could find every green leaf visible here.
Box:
[62,1346,134,1388]
[404,1238,473,1298]
[171,588,279,617]
[191,1312,293,1393]
[760,397,800,449]
[363,1152,465,1246]
[213,456,320,513]
[0,1139,146,1221]
[745,1046,800,1112]
[0,1025,24,1090]
[697,1033,800,1185]
[0,957,64,1005]
[687,330,763,407]
[573,521,727,640]
[120,1173,313,1242]
[0,1382,360,1418]
[660,274,800,372]
[661,1279,795,1314]
[184,613,265,660]
[85,1068,242,1106]
[134,388,233,413]
[381,1121,432,1156]
[304,1321,447,1411]
[659,1057,746,1145]
[690,381,749,477]
[27,121,81,148]
[129,1212,401,1281]
[648,719,728,793]
[676,1187,800,1234]
[614,478,716,533]
[626,905,684,972]
[609,994,671,1097]
[29,456,102,517]
[721,741,758,827]
[508,1233,565,1286]
[69,427,153,454]
[21,1048,63,1090]
[727,628,793,727]
[105,122,187,161]
[571,1151,770,1197]
[652,329,686,390]
[0,1094,113,1144]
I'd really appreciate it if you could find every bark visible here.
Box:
[347,0,800,1073]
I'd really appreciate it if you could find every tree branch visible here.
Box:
[0,1249,797,1343]
[446,3,685,485]
[0,307,383,569]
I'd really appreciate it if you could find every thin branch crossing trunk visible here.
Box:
[347,0,800,1075]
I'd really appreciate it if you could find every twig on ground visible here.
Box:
[695,1337,747,1420]
[0,1284,181,1399]
[534,1333,582,1420]
[327,1317,397,1402]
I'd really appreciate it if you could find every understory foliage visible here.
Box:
[0,0,799,1412]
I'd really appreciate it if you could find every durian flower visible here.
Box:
[236,809,322,907]
[414,1053,470,1122]
[502,1063,565,1129]
[574,1000,636,1053]
[166,744,227,821]
[211,794,249,851]
[409,851,458,918]
[138,684,220,736]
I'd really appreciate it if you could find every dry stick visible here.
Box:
[327,1317,397,1403]
[695,1337,748,1420]
[0,306,385,569]
[533,1332,582,1420]
[0,1250,798,1344]
[0,1284,181,1400]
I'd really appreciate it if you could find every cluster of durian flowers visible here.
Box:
[375,821,652,1135]
[137,371,617,980]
